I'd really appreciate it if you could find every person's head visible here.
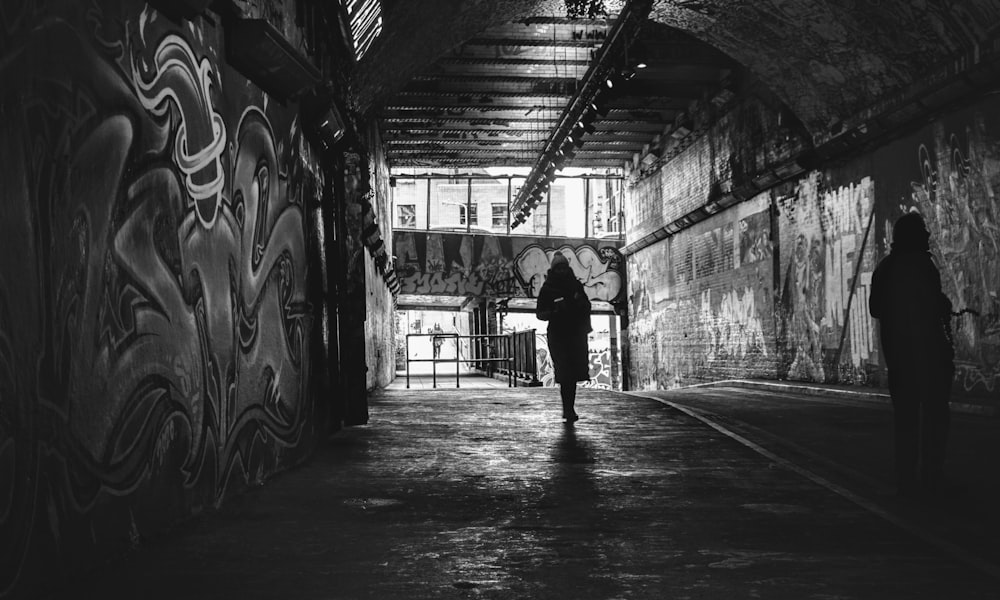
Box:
[892,212,930,252]
[549,252,570,272]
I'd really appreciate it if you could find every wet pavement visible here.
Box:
[389,373,515,390]
[45,383,1000,599]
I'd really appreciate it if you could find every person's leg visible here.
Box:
[920,369,953,492]
[890,373,920,495]
[559,382,578,421]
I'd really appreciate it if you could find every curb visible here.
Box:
[676,379,997,417]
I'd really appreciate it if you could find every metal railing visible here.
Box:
[403,330,540,389]
[509,329,541,386]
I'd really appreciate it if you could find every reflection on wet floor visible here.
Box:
[49,385,1000,599]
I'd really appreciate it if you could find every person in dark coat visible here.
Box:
[536,252,592,422]
[869,212,955,496]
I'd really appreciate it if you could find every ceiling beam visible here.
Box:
[510,0,653,222]
[401,76,581,95]
[384,130,654,143]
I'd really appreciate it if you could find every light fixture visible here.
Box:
[301,90,349,153]
[592,98,612,118]
[631,41,648,70]
[315,108,346,150]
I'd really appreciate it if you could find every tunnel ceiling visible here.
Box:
[357,0,1000,169]
[374,15,735,169]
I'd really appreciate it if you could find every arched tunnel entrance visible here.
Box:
[4,0,1000,597]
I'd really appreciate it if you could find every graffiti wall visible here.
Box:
[626,93,1000,403]
[874,103,1000,397]
[776,171,878,384]
[393,231,626,306]
[0,2,325,595]
[364,128,397,391]
[535,333,617,390]
[628,195,778,390]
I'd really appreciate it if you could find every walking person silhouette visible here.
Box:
[869,212,956,497]
[536,252,592,423]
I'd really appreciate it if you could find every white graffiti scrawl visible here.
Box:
[515,245,623,301]
[393,231,625,303]
[700,286,768,363]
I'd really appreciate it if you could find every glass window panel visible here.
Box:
[585,177,624,239]
[549,178,585,238]
[470,178,509,233]
[491,204,507,230]
[392,178,428,229]
[510,177,547,237]
[429,178,468,230]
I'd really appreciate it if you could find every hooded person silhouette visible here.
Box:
[869,212,955,496]
[536,252,592,422]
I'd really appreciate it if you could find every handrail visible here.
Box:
[403,331,540,389]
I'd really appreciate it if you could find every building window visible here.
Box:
[398,204,416,228]
[469,203,478,226]
[492,204,507,229]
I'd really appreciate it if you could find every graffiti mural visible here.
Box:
[875,106,1000,395]
[627,195,776,390]
[777,174,877,383]
[535,333,615,390]
[0,3,320,595]
[393,230,625,304]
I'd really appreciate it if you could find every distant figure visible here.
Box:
[431,324,444,359]
[869,212,955,497]
[536,253,592,423]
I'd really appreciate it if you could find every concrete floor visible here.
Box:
[45,383,1000,599]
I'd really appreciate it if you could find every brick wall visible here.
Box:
[629,194,777,389]
[365,126,397,390]
[626,93,1000,403]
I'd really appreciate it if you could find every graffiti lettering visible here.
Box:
[701,287,767,362]
[394,230,625,302]
[535,333,614,389]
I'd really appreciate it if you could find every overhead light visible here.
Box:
[629,40,648,70]
[316,108,346,149]
[592,98,612,118]
[301,90,349,153]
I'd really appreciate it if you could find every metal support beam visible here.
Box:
[510,0,652,224]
